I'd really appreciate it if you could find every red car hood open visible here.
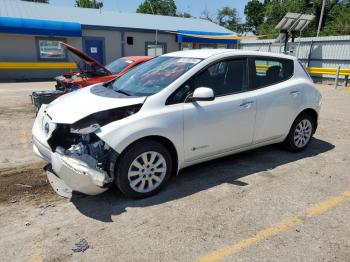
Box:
[60,42,112,75]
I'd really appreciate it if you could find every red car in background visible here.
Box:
[31,43,153,112]
[55,42,153,90]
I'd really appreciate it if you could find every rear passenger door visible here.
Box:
[251,57,301,143]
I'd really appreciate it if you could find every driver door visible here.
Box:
[183,58,257,162]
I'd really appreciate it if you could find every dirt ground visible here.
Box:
[0,82,59,205]
[0,82,349,262]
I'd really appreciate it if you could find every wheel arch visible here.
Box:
[296,108,318,133]
[116,135,179,177]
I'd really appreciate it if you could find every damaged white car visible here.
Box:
[32,49,321,198]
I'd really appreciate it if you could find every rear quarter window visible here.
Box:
[298,61,312,80]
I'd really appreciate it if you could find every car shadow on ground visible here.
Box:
[70,138,334,222]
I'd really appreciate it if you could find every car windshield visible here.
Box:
[112,56,202,97]
[105,58,134,74]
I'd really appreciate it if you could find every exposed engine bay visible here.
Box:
[55,70,109,91]
[41,104,142,196]
[47,125,115,193]
[54,42,112,91]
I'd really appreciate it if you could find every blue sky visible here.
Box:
[50,0,248,21]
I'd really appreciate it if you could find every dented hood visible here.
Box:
[46,84,146,124]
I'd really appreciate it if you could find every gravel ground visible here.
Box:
[0,82,349,262]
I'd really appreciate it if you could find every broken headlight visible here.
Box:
[70,104,142,135]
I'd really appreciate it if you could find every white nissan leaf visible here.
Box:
[32,49,322,198]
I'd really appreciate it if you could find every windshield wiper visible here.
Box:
[103,78,117,87]
[115,89,131,96]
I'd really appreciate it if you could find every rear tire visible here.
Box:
[115,140,173,198]
[283,113,314,152]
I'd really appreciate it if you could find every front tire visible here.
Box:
[284,113,315,152]
[115,140,173,198]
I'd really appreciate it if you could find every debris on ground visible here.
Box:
[39,203,55,209]
[0,162,56,205]
[15,183,32,188]
[72,239,89,253]
[25,222,31,226]
[39,203,56,215]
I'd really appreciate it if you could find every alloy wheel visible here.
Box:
[293,119,312,148]
[127,151,167,193]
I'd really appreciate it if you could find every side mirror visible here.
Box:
[191,87,215,102]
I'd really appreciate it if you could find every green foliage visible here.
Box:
[244,0,349,37]
[177,12,192,18]
[21,0,49,3]
[75,0,103,9]
[217,7,241,32]
[199,6,243,33]
[321,1,350,35]
[133,0,349,37]
[200,8,215,22]
[244,0,264,34]
[136,0,177,16]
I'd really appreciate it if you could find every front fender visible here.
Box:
[95,108,184,163]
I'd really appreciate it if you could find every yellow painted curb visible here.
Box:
[0,62,77,69]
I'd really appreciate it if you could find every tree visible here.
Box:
[136,0,177,16]
[244,0,265,34]
[311,0,343,34]
[21,0,49,3]
[243,0,348,37]
[216,7,241,32]
[199,7,243,33]
[199,7,245,34]
[177,11,192,18]
[75,0,103,9]
[200,8,215,22]
[321,1,350,35]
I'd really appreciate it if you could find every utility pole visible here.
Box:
[317,0,326,37]
[148,1,158,56]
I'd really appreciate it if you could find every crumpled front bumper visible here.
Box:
[32,106,111,197]
[49,150,110,197]
[34,142,110,198]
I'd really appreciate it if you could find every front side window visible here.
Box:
[38,39,66,60]
[193,59,248,97]
[167,58,248,104]
[254,58,294,88]
[112,56,202,97]
[105,58,134,74]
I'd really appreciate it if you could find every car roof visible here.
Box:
[163,49,297,60]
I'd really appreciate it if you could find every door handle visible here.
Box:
[240,101,254,108]
[290,90,300,97]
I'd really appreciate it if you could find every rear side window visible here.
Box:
[298,61,312,79]
[254,58,294,88]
